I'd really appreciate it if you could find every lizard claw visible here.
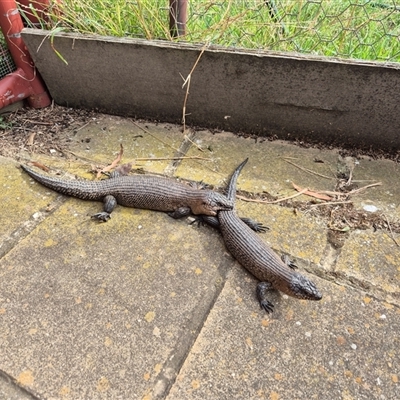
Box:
[189,215,206,227]
[91,212,111,222]
[253,224,269,233]
[260,300,274,314]
[281,254,298,269]
[239,218,269,233]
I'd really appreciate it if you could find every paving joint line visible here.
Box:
[0,195,66,260]
[164,130,196,177]
[155,255,231,399]
[0,369,42,400]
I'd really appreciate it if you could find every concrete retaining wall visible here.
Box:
[22,28,400,152]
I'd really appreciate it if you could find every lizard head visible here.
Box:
[192,192,233,216]
[288,273,322,301]
[207,192,234,215]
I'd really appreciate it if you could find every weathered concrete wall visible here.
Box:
[22,28,400,152]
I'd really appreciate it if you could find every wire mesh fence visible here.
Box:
[0,34,16,80]
[11,0,400,63]
[183,0,400,62]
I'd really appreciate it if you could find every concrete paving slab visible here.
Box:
[351,156,400,218]
[0,188,230,399]
[179,131,339,197]
[167,266,400,400]
[0,157,64,260]
[336,229,400,303]
[0,157,56,237]
[1,114,399,400]
[0,371,36,400]
[68,117,188,175]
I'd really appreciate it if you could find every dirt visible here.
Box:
[0,104,96,158]
[237,188,400,243]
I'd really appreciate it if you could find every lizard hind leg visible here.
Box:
[91,195,117,222]
[167,206,191,219]
[239,217,269,233]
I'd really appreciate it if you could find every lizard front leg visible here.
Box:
[256,282,275,313]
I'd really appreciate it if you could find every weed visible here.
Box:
[0,115,13,130]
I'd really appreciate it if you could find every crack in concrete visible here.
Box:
[164,130,197,177]
[316,267,400,309]
[294,246,400,308]
[0,195,66,260]
[0,369,42,400]
[153,257,230,400]
[319,242,342,270]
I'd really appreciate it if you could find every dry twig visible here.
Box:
[283,158,334,180]
[308,200,353,208]
[382,213,400,247]
[347,182,382,195]
[237,188,309,204]
[134,156,209,162]
[180,44,208,132]
[183,133,204,152]
[130,119,182,154]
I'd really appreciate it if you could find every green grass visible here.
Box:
[0,115,13,129]
[20,0,400,62]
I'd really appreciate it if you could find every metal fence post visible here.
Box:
[169,0,188,37]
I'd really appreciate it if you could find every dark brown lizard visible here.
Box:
[200,159,322,312]
[21,164,233,222]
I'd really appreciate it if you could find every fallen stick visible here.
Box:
[237,188,309,204]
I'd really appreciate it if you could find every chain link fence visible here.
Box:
[3,1,399,64]
[0,34,16,79]
[183,0,400,62]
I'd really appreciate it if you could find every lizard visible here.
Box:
[21,164,233,222]
[199,158,322,313]
[21,163,268,231]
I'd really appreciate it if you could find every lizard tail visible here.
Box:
[226,158,248,201]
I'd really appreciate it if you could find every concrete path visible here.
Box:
[0,115,399,400]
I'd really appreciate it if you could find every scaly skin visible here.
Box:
[21,165,233,221]
[216,159,322,313]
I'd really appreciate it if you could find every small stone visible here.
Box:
[363,205,378,212]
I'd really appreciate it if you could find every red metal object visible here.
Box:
[0,0,51,109]
[169,0,187,37]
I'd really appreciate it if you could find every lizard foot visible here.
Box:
[256,281,274,313]
[167,207,191,219]
[281,254,298,269]
[259,300,274,314]
[91,212,111,222]
[240,217,269,233]
[190,215,220,229]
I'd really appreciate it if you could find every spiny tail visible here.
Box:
[226,158,248,201]
[21,165,73,189]
[21,164,104,200]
